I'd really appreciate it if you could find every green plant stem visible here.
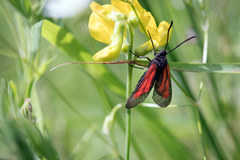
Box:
[194,106,207,160]
[196,2,209,159]
[197,18,208,160]
[125,24,134,160]
[125,108,131,160]
[202,19,209,64]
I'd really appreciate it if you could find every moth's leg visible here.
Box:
[129,50,152,62]
[129,64,147,70]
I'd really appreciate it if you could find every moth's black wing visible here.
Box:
[152,63,172,107]
[126,64,159,108]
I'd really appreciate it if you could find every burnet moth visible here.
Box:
[126,21,196,108]
[51,21,196,108]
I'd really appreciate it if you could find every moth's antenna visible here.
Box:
[50,60,146,71]
[167,36,197,53]
[164,21,173,51]
[147,30,156,55]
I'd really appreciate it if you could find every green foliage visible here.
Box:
[0,0,240,159]
[0,80,59,160]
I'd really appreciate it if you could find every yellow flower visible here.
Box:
[134,21,172,56]
[88,0,172,61]
[89,2,126,45]
[112,0,172,56]
[88,0,142,61]
[89,1,128,61]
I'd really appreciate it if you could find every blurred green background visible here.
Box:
[0,0,240,159]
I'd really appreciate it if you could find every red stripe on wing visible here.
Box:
[163,79,170,98]
[152,64,172,107]
[158,64,170,98]
[159,66,167,92]
[134,64,158,98]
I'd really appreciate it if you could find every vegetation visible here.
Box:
[0,0,240,159]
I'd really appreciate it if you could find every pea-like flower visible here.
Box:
[134,21,172,56]
[88,0,172,61]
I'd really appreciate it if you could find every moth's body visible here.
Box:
[151,50,167,67]
[126,50,172,108]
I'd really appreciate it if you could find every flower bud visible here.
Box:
[102,104,122,135]
[20,98,35,122]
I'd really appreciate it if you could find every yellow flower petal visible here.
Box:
[134,21,172,56]
[143,12,157,33]
[89,1,127,44]
[92,44,122,61]
[132,0,144,12]
[156,21,172,47]
[134,39,158,56]
[89,12,114,44]
[90,1,126,21]
[92,21,125,61]
[111,0,131,15]
[131,0,157,34]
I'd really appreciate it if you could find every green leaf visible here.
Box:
[118,61,240,74]
[8,80,18,103]
[0,80,36,160]
[39,20,126,97]
[31,21,55,79]
[31,20,43,59]
[8,0,32,18]
[170,62,240,74]
[19,118,60,160]
[0,80,59,160]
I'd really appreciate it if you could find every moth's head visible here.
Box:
[158,50,168,57]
